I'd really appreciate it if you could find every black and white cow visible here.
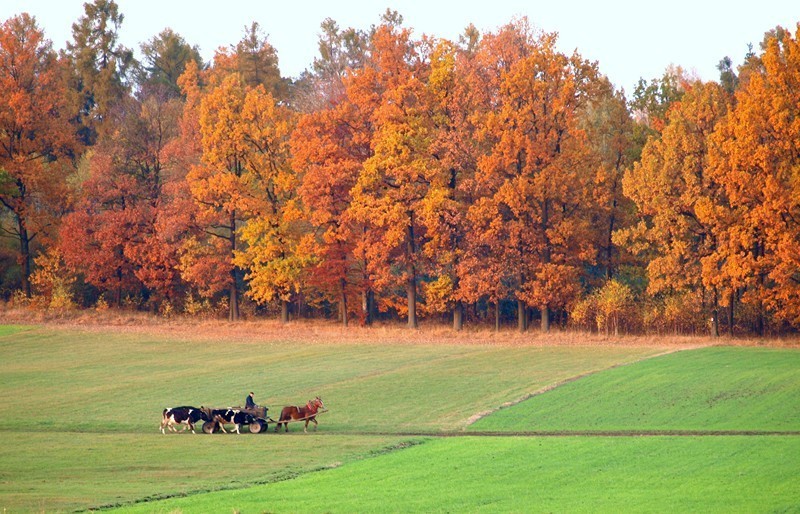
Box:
[160,406,210,434]
[211,408,255,434]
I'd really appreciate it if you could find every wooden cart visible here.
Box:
[201,406,271,434]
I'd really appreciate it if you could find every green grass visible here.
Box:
[0,324,33,337]
[2,325,798,513]
[470,346,800,432]
[0,325,659,512]
[112,435,800,513]
[108,344,800,514]
[0,328,657,433]
[0,432,406,512]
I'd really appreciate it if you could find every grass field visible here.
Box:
[0,324,32,337]
[1,323,798,512]
[107,342,800,513]
[470,346,800,432]
[0,324,666,512]
[114,436,800,513]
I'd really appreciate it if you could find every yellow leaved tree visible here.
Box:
[618,81,730,335]
[706,25,800,332]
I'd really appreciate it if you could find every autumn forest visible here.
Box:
[2,2,799,336]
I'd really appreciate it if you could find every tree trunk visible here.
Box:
[452,275,463,331]
[541,198,552,334]
[754,240,765,336]
[228,281,239,322]
[361,288,374,326]
[115,265,123,308]
[517,299,527,332]
[453,300,463,331]
[17,216,31,298]
[407,276,418,329]
[280,299,289,323]
[710,311,719,337]
[228,210,239,322]
[710,289,719,338]
[406,222,418,329]
[728,290,735,336]
[495,301,500,332]
[755,301,765,336]
[541,306,550,333]
[340,278,348,327]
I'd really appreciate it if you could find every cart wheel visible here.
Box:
[202,421,216,434]
[249,420,263,434]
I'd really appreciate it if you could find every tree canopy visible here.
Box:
[2,3,799,336]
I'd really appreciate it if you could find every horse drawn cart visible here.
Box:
[201,406,271,434]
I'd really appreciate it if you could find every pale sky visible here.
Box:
[2,0,799,94]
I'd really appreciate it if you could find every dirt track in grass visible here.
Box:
[322,430,800,437]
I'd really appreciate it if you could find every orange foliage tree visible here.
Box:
[464,20,599,332]
[292,16,399,327]
[8,7,800,336]
[0,14,79,297]
[581,80,639,281]
[420,36,486,330]
[231,85,305,323]
[706,25,800,331]
[182,49,297,321]
[293,100,370,326]
[347,17,446,329]
[182,74,252,321]
[620,81,730,335]
[60,150,144,305]
[60,90,183,307]
[289,19,371,326]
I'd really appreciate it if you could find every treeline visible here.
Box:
[1,2,799,336]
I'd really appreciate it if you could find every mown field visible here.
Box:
[0,324,798,512]
[114,436,799,513]
[471,346,800,432]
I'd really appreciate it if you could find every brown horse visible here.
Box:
[275,396,325,433]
